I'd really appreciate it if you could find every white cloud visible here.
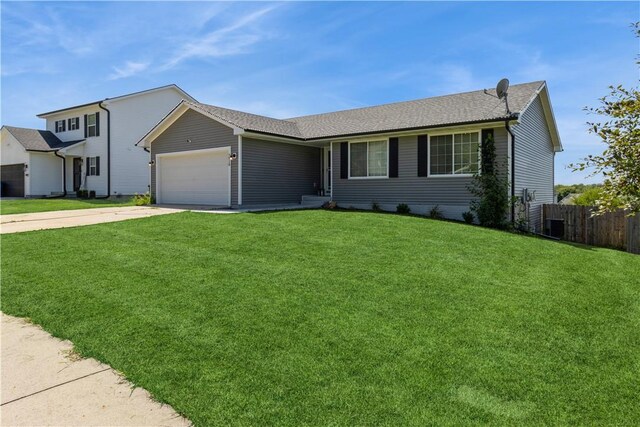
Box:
[160,5,278,70]
[108,61,150,80]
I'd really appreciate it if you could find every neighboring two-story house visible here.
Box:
[1,84,195,197]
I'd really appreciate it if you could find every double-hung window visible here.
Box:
[55,120,65,133]
[86,114,98,137]
[68,117,79,131]
[429,132,479,176]
[87,157,100,176]
[349,140,388,178]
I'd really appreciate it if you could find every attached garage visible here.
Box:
[156,147,231,206]
[1,163,25,197]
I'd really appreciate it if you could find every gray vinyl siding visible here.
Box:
[332,127,508,216]
[512,95,555,232]
[150,109,238,206]
[242,137,321,204]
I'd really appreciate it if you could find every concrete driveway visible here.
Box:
[1,313,190,426]
[1,206,182,234]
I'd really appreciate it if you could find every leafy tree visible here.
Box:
[555,183,601,202]
[469,132,509,228]
[570,23,640,215]
[572,186,623,207]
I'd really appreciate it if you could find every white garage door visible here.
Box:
[157,148,230,205]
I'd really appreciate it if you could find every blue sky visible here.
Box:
[2,1,638,184]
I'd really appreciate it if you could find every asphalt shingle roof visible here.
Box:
[188,81,544,140]
[188,102,303,139]
[3,126,83,151]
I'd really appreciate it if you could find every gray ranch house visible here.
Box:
[138,81,562,232]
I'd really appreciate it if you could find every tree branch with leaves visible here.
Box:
[570,23,640,215]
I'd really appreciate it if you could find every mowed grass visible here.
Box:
[0,197,134,215]
[1,210,639,425]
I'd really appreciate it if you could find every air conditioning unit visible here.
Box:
[544,219,564,239]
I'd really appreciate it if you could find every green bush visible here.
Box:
[462,211,474,224]
[396,203,411,214]
[573,187,623,208]
[429,205,444,219]
[133,192,153,206]
[469,131,509,229]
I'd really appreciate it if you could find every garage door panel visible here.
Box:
[158,149,230,206]
[1,163,25,197]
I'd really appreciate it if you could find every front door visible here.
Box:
[73,158,82,191]
[323,147,331,197]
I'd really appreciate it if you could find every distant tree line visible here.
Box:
[555,184,601,202]
[555,184,624,208]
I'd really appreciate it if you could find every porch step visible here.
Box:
[301,195,330,207]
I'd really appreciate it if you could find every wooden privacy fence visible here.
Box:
[543,204,640,254]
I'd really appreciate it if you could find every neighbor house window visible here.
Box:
[87,157,100,176]
[87,114,98,137]
[349,140,388,178]
[55,120,65,133]
[429,132,479,176]
[68,117,79,131]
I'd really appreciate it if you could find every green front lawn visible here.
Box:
[2,211,638,425]
[0,197,134,215]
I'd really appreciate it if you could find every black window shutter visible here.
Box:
[96,157,100,176]
[67,118,71,129]
[86,157,91,175]
[481,129,494,175]
[340,142,348,179]
[84,115,88,138]
[62,120,66,132]
[389,137,399,178]
[417,135,428,177]
[95,112,100,137]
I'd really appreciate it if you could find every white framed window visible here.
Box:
[428,131,480,176]
[87,114,97,137]
[68,117,79,131]
[349,139,388,178]
[87,157,99,176]
[55,120,65,133]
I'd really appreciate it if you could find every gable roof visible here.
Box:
[2,126,84,151]
[37,84,195,118]
[140,80,562,151]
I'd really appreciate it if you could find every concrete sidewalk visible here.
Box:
[0,206,182,234]
[1,313,190,426]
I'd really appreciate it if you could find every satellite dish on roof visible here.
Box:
[496,78,511,115]
[496,78,509,99]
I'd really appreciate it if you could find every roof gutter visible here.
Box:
[242,116,520,143]
[37,101,102,118]
[96,102,111,198]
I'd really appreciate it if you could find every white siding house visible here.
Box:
[1,84,195,197]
